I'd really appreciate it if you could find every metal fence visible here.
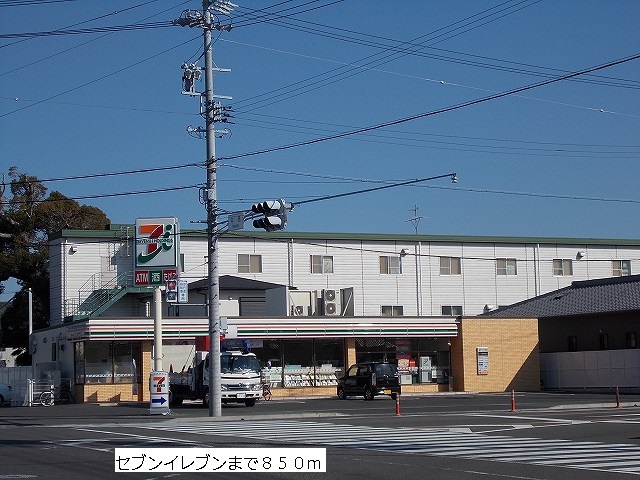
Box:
[0,369,75,407]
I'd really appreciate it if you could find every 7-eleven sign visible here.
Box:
[135,217,180,269]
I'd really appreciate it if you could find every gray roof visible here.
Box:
[482,275,640,318]
[190,275,286,292]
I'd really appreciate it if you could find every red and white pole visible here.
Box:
[510,389,517,412]
[395,393,401,416]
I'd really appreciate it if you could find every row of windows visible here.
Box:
[238,254,632,277]
[381,305,463,317]
[567,331,637,351]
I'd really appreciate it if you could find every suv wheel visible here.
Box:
[363,387,374,401]
[337,386,346,400]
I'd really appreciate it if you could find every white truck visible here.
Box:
[169,350,263,407]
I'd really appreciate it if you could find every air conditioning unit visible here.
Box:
[323,289,341,316]
[289,290,314,317]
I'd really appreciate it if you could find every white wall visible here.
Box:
[50,230,640,324]
[541,349,640,389]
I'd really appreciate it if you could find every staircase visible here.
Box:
[65,272,150,321]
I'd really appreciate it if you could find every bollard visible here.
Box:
[510,389,516,412]
[395,393,401,416]
[615,386,621,408]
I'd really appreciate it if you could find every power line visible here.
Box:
[0,0,76,6]
[0,21,173,39]
[0,35,200,118]
[6,163,202,186]
[231,0,544,111]
[219,52,640,162]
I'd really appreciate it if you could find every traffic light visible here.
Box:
[165,279,178,303]
[251,199,288,232]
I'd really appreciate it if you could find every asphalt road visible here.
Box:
[1,392,639,480]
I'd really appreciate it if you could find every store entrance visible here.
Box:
[355,338,452,386]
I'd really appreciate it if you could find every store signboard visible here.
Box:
[135,218,180,286]
[134,268,177,286]
[477,347,489,375]
[149,370,170,415]
[135,217,180,269]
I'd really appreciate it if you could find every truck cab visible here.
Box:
[204,350,262,407]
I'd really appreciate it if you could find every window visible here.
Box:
[567,335,578,352]
[613,260,631,277]
[238,254,262,274]
[497,258,517,275]
[379,255,402,274]
[441,305,463,316]
[626,332,637,348]
[440,256,461,275]
[599,332,609,350]
[553,259,573,276]
[310,255,334,274]
[77,341,141,384]
[381,305,404,316]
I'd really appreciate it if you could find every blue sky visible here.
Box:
[1,1,639,299]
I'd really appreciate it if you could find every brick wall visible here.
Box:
[452,317,540,392]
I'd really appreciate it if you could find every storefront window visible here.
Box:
[113,342,140,384]
[74,342,85,385]
[75,341,141,385]
[253,339,344,388]
[355,338,397,363]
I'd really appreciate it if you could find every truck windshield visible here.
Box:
[221,355,261,374]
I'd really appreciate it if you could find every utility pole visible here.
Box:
[203,0,220,418]
[173,0,235,417]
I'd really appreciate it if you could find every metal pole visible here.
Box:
[203,0,222,418]
[28,288,33,337]
[153,287,163,371]
[29,287,34,384]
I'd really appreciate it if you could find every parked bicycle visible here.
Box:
[57,380,75,404]
[30,381,55,407]
[262,382,272,401]
[38,390,54,406]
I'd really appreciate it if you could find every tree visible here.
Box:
[0,167,110,363]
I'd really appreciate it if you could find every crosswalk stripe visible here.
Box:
[138,420,640,474]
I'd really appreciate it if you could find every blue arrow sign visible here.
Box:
[151,396,167,405]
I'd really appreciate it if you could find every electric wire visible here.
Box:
[218,52,640,162]
[231,0,545,111]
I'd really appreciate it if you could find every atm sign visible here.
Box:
[135,269,178,286]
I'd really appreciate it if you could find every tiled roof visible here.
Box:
[482,274,640,318]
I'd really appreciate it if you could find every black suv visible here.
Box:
[337,362,400,400]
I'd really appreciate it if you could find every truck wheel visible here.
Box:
[202,388,209,408]
[245,398,257,407]
[169,393,183,407]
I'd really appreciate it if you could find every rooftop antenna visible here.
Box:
[406,205,423,234]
